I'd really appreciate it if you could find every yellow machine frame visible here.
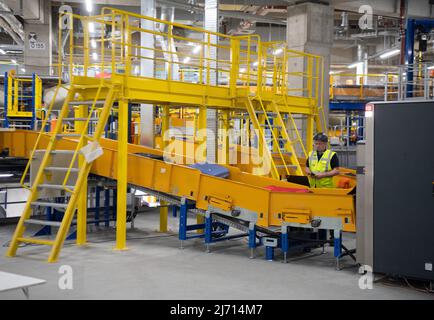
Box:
[2,8,354,262]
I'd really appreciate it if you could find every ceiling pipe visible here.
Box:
[157,0,286,25]
[0,16,24,46]
[0,0,25,45]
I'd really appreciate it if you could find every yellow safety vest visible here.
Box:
[308,149,336,188]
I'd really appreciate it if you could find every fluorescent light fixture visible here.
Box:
[92,52,98,60]
[273,48,283,55]
[88,22,95,33]
[379,48,400,59]
[21,68,25,72]
[183,57,191,64]
[0,173,13,178]
[91,39,97,49]
[0,49,5,54]
[239,68,246,73]
[85,0,93,13]
[428,66,434,70]
[347,61,363,69]
[192,45,201,54]
[252,61,259,67]
[11,59,17,64]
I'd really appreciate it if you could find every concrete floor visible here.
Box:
[0,209,432,300]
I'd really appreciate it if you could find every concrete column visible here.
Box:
[204,0,219,163]
[140,0,156,147]
[287,2,333,150]
[23,0,52,75]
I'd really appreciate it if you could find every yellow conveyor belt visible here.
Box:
[0,130,356,232]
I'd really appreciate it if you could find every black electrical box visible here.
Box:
[371,101,434,281]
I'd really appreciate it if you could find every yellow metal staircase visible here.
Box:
[245,95,303,180]
[6,83,116,263]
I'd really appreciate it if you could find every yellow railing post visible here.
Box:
[76,103,88,246]
[115,98,128,251]
[111,12,116,75]
[307,56,313,99]
[83,18,90,77]
[69,13,74,80]
[221,109,230,164]
[256,37,262,95]
[272,49,278,95]
[124,15,131,77]
[330,74,334,99]
[229,38,240,98]
[13,78,18,114]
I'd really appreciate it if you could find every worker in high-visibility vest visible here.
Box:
[305,133,339,188]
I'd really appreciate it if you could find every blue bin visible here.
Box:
[189,162,230,178]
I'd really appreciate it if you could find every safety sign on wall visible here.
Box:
[28,32,46,50]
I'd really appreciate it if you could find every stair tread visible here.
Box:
[50,150,75,154]
[275,165,298,169]
[260,124,282,128]
[25,219,62,227]
[62,118,99,121]
[69,100,105,105]
[38,184,75,190]
[31,201,68,208]
[44,166,79,173]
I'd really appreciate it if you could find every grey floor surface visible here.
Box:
[0,209,432,300]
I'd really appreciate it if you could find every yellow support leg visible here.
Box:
[159,200,168,232]
[306,115,314,154]
[115,99,128,251]
[221,110,230,165]
[161,105,170,150]
[76,104,88,246]
[196,215,205,234]
[197,106,207,162]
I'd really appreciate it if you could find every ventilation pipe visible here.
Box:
[0,1,25,46]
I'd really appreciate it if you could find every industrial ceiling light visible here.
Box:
[379,48,400,59]
[92,52,98,60]
[192,45,201,54]
[11,59,17,64]
[273,48,283,55]
[427,66,434,70]
[252,61,259,67]
[0,49,5,55]
[21,68,25,72]
[85,0,93,13]
[0,173,13,178]
[91,39,97,49]
[88,22,95,33]
[239,67,246,73]
[347,61,363,69]
[183,56,191,64]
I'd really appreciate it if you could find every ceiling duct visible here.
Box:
[0,1,24,46]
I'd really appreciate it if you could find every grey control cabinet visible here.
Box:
[359,101,434,281]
